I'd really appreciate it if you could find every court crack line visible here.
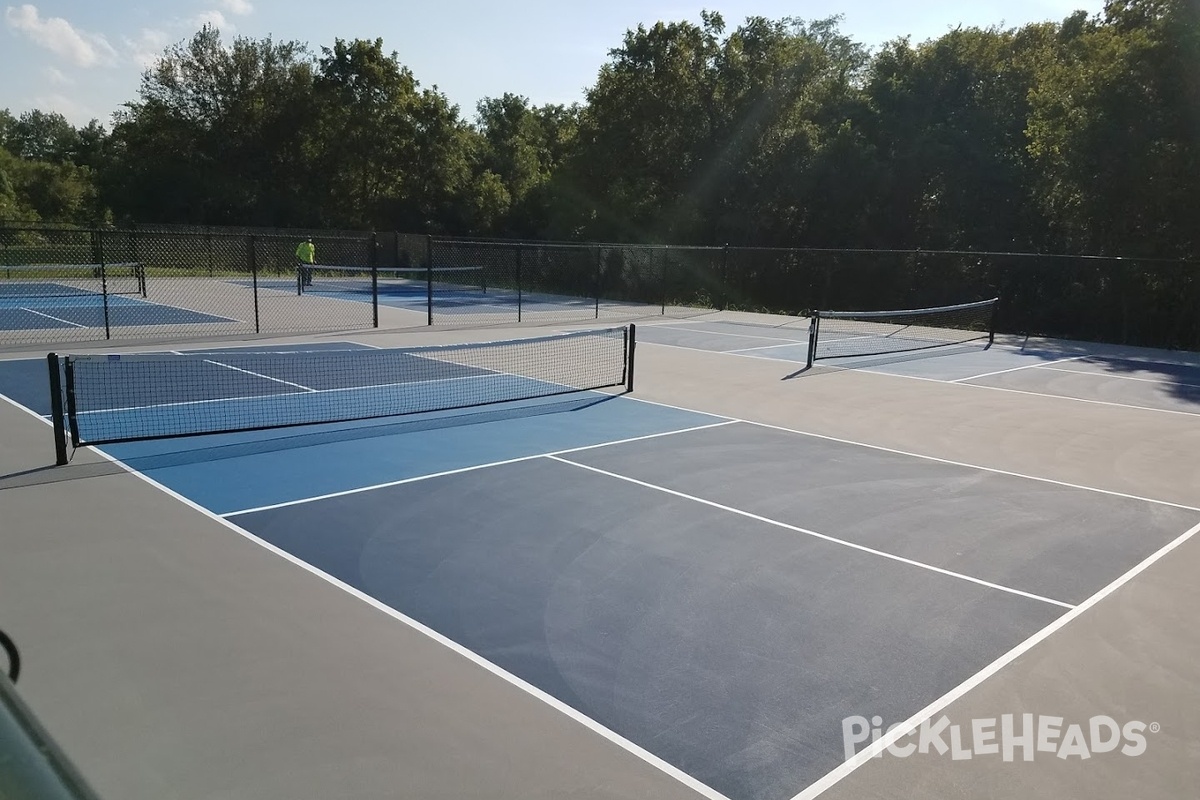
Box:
[547,455,1075,610]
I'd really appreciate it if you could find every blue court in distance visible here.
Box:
[0,283,234,330]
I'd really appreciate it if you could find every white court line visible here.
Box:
[548,456,1073,609]
[950,355,1088,382]
[645,324,809,345]
[642,335,1193,419]
[203,359,316,392]
[0,393,731,800]
[618,396,1200,513]
[640,338,794,364]
[934,372,1200,419]
[1034,364,1200,390]
[728,341,811,354]
[123,293,244,324]
[19,307,88,328]
[220,420,738,517]
[793,515,1200,800]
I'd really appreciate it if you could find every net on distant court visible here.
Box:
[0,263,146,299]
[806,297,997,366]
[53,326,634,448]
[296,264,487,297]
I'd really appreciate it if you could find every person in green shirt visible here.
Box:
[296,238,315,286]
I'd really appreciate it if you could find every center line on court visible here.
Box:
[203,359,316,392]
[548,455,1075,610]
[951,355,1088,382]
[221,420,738,517]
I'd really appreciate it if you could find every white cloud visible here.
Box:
[218,0,253,16]
[4,4,118,68]
[44,65,73,85]
[125,28,171,69]
[190,10,229,30]
[33,92,100,125]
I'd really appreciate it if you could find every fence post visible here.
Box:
[661,245,669,316]
[516,243,523,323]
[720,244,730,311]
[249,235,260,334]
[594,245,601,319]
[207,226,215,278]
[425,235,434,326]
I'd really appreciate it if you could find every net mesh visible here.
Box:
[1,263,145,299]
[61,327,632,446]
[297,265,488,298]
[809,298,997,364]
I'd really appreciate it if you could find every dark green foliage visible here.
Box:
[0,1,1194,328]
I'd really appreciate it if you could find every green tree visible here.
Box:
[12,110,80,162]
[1027,0,1200,257]
[559,13,870,245]
[0,145,98,223]
[107,25,318,224]
[861,24,1053,250]
[474,94,580,236]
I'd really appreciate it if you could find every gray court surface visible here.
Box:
[2,310,1199,800]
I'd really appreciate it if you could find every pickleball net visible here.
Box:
[806,297,997,366]
[1,263,146,299]
[49,326,635,457]
[296,264,488,297]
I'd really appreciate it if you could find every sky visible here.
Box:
[3,0,1108,127]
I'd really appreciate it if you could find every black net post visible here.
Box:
[425,235,434,326]
[97,229,111,340]
[63,357,80,447]
[806,314,820,368]
[248,235,260,334]
[129,224,146,297]
[625,324,636,392]
[988,296,998,346]
[47,353,68,466]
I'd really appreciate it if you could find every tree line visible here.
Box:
[1,0,1196,262]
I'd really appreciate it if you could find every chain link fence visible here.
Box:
[3,224,1198,352]
[0,226,403,347]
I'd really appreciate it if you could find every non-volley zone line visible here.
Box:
[18,307,90,328]
[220,420,740,517]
